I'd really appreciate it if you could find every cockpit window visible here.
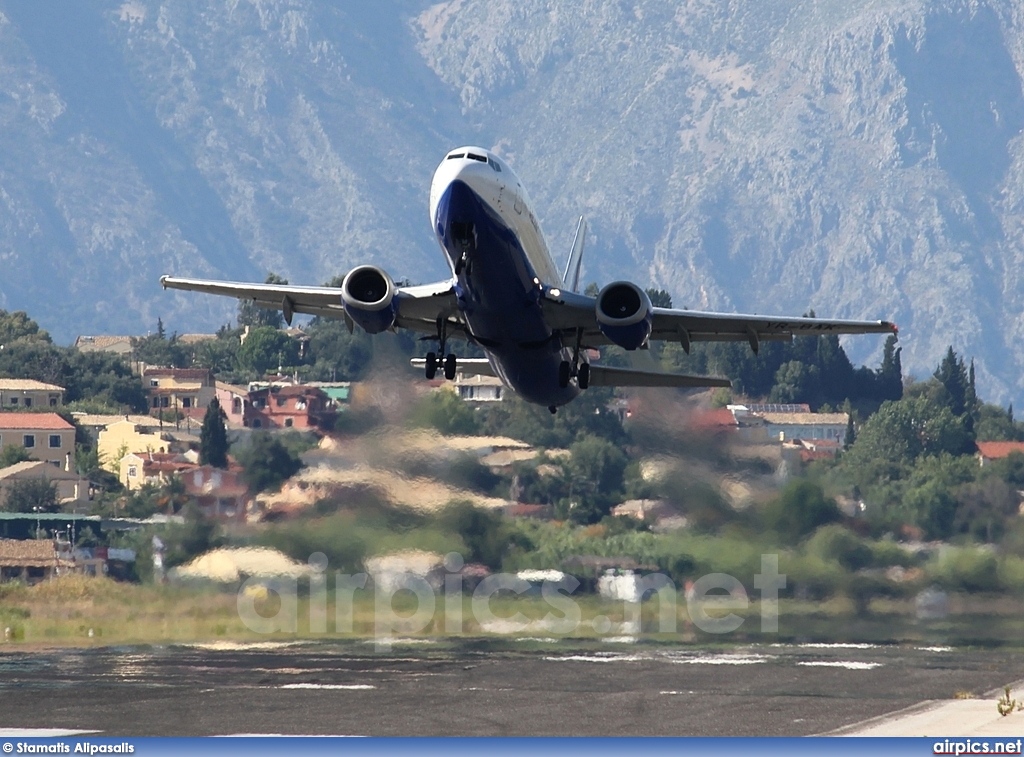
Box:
[467,153,487,162]
[488,157,502,172]
[446,153,465,160]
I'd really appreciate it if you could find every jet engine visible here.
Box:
[596,281,653,351]
[341,265,398,334]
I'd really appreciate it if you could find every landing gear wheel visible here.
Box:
[558,360,571,389]
[577,362,590,390]
[444,353,457,381]
[425,352,438,380]
[548,405,557,415]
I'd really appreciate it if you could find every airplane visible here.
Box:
[161,146,897,413]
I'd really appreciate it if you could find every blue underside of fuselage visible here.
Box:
[435,180,578,407]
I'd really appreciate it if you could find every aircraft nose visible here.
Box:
[435,180,479,244]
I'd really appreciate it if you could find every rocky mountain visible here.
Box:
[1,0,1023,403]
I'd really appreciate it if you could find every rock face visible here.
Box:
[1,1,1023,401]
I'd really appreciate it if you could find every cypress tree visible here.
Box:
[200,397,229,469]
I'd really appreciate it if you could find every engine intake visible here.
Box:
[596,281,653,350]
[341,265,397,334]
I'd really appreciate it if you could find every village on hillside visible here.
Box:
[0,320,870,588]
[2,306,1024,648]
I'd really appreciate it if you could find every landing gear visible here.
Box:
[423,317,458,381]
[451,221,475,276]
[558,328,590,389]
[548,405,557,415]
[577,362,590,390]
[558,360,572,389]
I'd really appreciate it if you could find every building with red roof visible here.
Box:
[976,441,1024,467]
[0,413,76,469]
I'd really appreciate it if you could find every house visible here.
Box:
[453,373,505,402]
[246,385,334,430]
[0,379,64,409]
[97,418,196,474]
[611,499,678,522]
[726,405,848,444]
[0,461,90,510]
[215,381,253,429]
[120,451,200,490]
[0,538,68,583]
[758,410,848,443]
[306,382,352,411]
[976,441,1024,467]
[0,413,76,469]
[142,367,215,415]
[72,413,161,445]
[181,465,251,523]
[74,335,133,356]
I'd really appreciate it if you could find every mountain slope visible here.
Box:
[1,0,1023,402]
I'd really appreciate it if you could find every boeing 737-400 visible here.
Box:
[161,146,897,412]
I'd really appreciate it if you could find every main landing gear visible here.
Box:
[424,318,458,381]
[557,328,590,390]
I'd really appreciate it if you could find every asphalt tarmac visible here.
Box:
[1,640,1022,736]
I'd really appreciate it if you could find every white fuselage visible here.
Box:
[429,147,561,285]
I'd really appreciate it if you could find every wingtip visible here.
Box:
[159,274,169,289]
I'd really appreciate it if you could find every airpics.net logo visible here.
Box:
[234,553,786,647]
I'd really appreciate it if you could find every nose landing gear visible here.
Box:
[451,221,476,276]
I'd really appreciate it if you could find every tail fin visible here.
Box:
[562,216,586,293]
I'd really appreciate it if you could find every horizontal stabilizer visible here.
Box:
[587,365,731,389]
[410,357,494,376]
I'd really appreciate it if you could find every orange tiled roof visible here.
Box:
[0,413,74,430]
[976,441,1024,460]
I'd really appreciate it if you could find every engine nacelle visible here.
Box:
[596,281,653,351]
[341,265,397,334]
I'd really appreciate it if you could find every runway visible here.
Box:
[1,640,1023,736]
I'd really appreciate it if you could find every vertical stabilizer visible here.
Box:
[563,216,586,293]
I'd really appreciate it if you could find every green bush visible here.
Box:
[997,555,1024,593]
[926,547,999,592]
[761,480,842,542]
[804,525,873,571]
[869,538,917,569]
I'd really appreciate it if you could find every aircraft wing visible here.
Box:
[541,289,897,352]
[588,365,731,388]
[159,275,460,336]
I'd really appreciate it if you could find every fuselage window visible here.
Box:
[489,157,502,172]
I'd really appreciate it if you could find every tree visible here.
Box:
[646,288,673,308]
[409,390,479,435]
[843,396,972,477]
[0,310,51,344]
[761,480,841,542]
[0,444,33,468]
[236,432,304,492]
[438,500,509,569]
[563,435,627,524]
[235,326,299,375]
[934,346,970,417]
[199,398,229,468]
[2,478,58,513]
[878,334,903,401]
[238,273,288,329]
